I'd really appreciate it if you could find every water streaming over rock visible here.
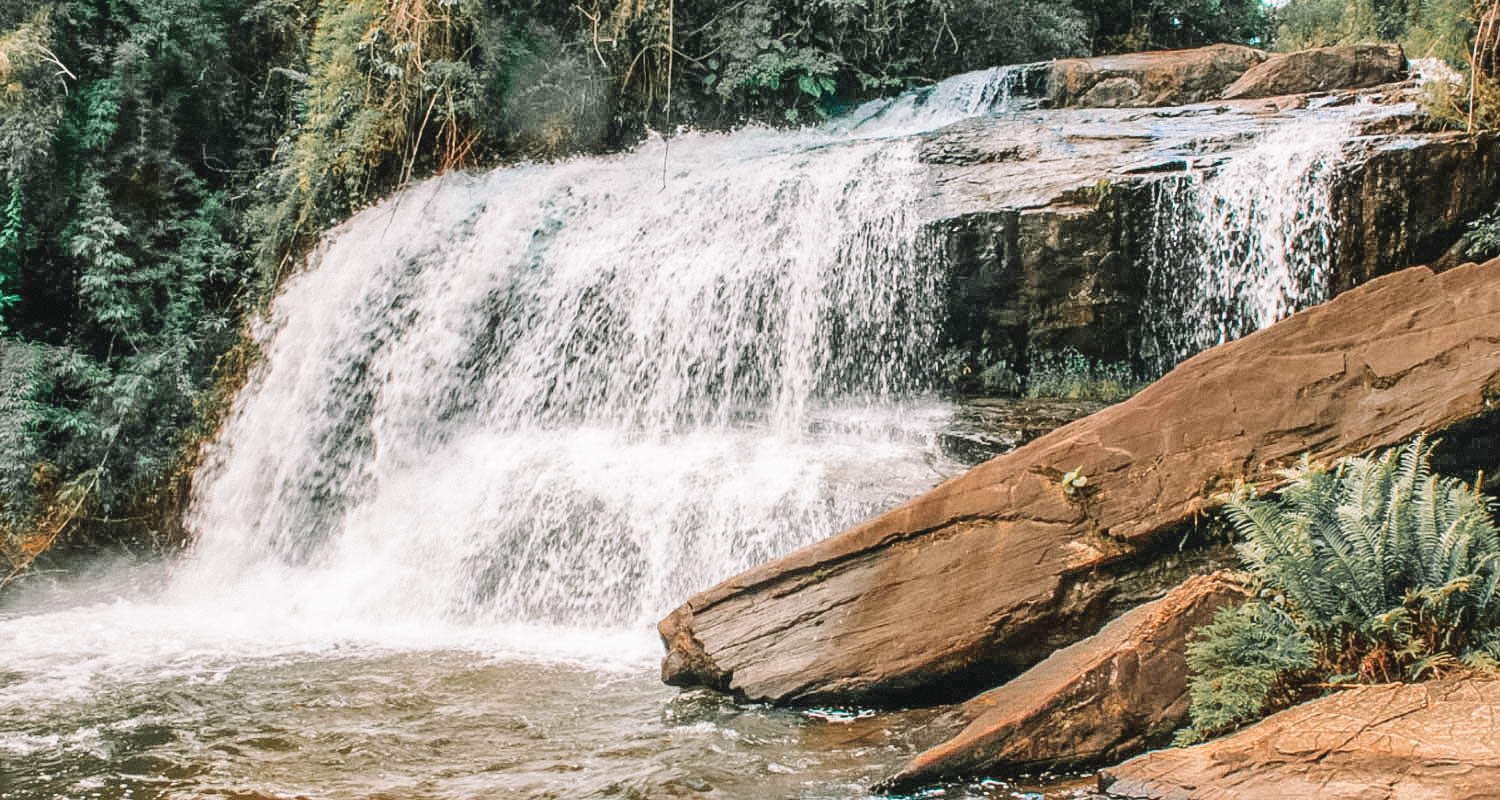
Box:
[835,63,1043,137]
[1138,120,1352,373]
[178,130,956,634]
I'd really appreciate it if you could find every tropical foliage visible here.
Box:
[1179,436,1500,743]
[1273,0,1478,66]
[32,0,1500,582]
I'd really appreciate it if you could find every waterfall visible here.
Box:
[176,78,1372,646]
[1139,120,1352,374]
[178,130,954,634]
[833,64,1042,137]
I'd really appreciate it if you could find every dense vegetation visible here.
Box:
[1275,0,1478,66]
[1179,437,1500,743]
[2,0,1497,582]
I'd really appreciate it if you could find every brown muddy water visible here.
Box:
[0,397,1105,800]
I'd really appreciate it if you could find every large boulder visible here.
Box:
[1099,678,1500,799]
[879,573,1249,792]
[659,259,1500,705]
[1044,44,1269,108]
[1221,44,1408,101]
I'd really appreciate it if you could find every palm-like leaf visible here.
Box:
[1189,436,1500,741]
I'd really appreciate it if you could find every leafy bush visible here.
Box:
[1090,0,1271,53]
[1465,195,1500,258]
[1177,600,1316,744]
[1273,0,1476,67]
[1180,436,1500,742]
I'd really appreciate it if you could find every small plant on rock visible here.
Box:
[1024,347,1140,402]
[1178,435,1500,744]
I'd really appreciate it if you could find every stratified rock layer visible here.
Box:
[922,98,1500,373]
[659,259,1500,705]
[1099,678,1500,800]
[879,574,1249,792]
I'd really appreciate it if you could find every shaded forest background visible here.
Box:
[0,0,1491,576]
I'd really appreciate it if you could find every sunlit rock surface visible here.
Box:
[1099,677,1500,800]
[880,573,1249,791]
[1222,44,1407,101]
[1045,44,1270,108]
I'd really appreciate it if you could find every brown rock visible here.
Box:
[1046,44,1267,108]
[1221,44,1408,101]
[658,260,1500,705]
[1099,678,1500,799]
[1330,131,1500,293]
[879,574,1249,792]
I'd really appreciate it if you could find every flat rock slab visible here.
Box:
[1099,678,1500,800]
[879,574,1249,792]
[658,260,1500,706]
[1041,43,1406,109]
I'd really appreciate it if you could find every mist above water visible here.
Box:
[177,129,955,642]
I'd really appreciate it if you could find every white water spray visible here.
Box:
[1139,120,1351,373]
[834,64,1040,137]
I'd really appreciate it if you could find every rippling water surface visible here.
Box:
[0,561,1103,800]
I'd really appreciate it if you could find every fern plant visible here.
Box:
[1180,435,1500,743]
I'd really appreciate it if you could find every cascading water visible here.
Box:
[834,63,1042,137]
[1,124,986,800]
[176,131,955,635]
[1138,120,1352,374]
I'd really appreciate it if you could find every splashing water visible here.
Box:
[1139,120,1352,373]
[834,64,1043,137]
[175,130,954,641]
[0,64,1404,800]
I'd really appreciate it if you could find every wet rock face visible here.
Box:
[1331,131,1500,290]
[939,398,1108,465]
[879,574,1249,792]
[1099,678,1500,800]
[922,105,1500,380]
[658,260,1500,706]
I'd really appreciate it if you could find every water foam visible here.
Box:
[173,130,953,649]
[1139,120,1352,373]
[834,64,1040,137]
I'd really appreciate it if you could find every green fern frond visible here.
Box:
[1187,435,1500,743]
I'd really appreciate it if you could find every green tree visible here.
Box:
[1274,0,1476,66]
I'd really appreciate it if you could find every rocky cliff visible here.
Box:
[911,44,1500,379]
